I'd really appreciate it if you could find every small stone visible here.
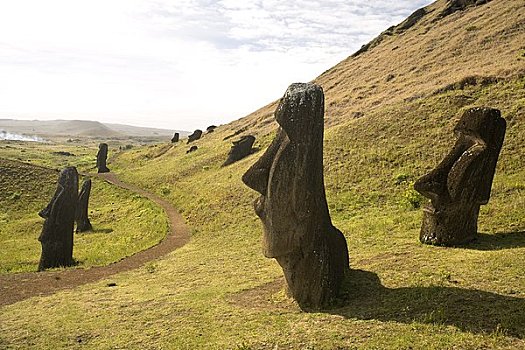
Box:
[186,145,198,154]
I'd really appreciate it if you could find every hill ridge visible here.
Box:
[224,0,524,136]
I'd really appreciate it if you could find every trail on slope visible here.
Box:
[0,172,190,307]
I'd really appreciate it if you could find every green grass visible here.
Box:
[0,158,168,273]
[0,141,102,172]
[0,78,524,349]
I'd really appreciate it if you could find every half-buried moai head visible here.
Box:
[222,135,255,166]
[38,166,79,271]
[96,143,110,173]
[414,107,506,246]
[187,129,203,143]
[242,83,350,310]
[171,132,179,143]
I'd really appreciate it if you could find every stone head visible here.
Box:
[415,107,506,208]
[242,83,326,258]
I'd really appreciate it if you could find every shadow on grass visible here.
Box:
[466,231,525,250]
[331,269,525,338]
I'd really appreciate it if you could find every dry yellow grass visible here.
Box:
[226,0,524,136]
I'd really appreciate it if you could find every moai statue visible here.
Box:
[76,178,93,233]
[171,132,180,143]
[206,125,217,133]
[38,167,79,271]
[96,143,110,173]
[414,107,506,246]
[187,130,203,143]
[242,83,350,309]
[222,135,256,166]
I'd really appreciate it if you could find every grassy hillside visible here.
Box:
[1,0,524,348]
[0,158,168,273]
[1,76,523,350]
[228,0,524,134]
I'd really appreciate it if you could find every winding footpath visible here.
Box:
[0,172,190,307]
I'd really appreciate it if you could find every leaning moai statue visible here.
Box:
[76,178,93,233]
[171,132,179,143]
[187,129,203,143]
[222,135,256,166]
[38,167,79,271]
[96,143,110,173]
[242,83,350,309]
[414,107,506,246]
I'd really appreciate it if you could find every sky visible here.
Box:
[0,0,433,131]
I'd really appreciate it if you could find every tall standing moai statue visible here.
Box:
[76,178,93,233]
[242,83,350,309]
[38,167,79,271]
[414,107,506,246]
[96,143,110,173]
[171,132,179,143]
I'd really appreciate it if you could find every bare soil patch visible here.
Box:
[228,277,299,313]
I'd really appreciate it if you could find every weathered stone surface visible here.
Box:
[414,107,506,246]
[187,130,203,143]
[76,179,93,233]
[171,132,179,143]
[242,83,350,309]
[186,145,198,154]
[222,135,255,166]
[206,125,217,133]
[38,167,79,271]
[96,143,110,173]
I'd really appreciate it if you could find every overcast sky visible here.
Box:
[0,0,433,131]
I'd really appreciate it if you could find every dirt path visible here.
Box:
[0,172,190,307]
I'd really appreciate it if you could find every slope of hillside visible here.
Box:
[2,76,522,350]
[226,0,524,135]
[1,0,524,349]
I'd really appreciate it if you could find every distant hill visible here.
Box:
[0,119,189,140]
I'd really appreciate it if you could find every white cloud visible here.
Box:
[0,0,433,130]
